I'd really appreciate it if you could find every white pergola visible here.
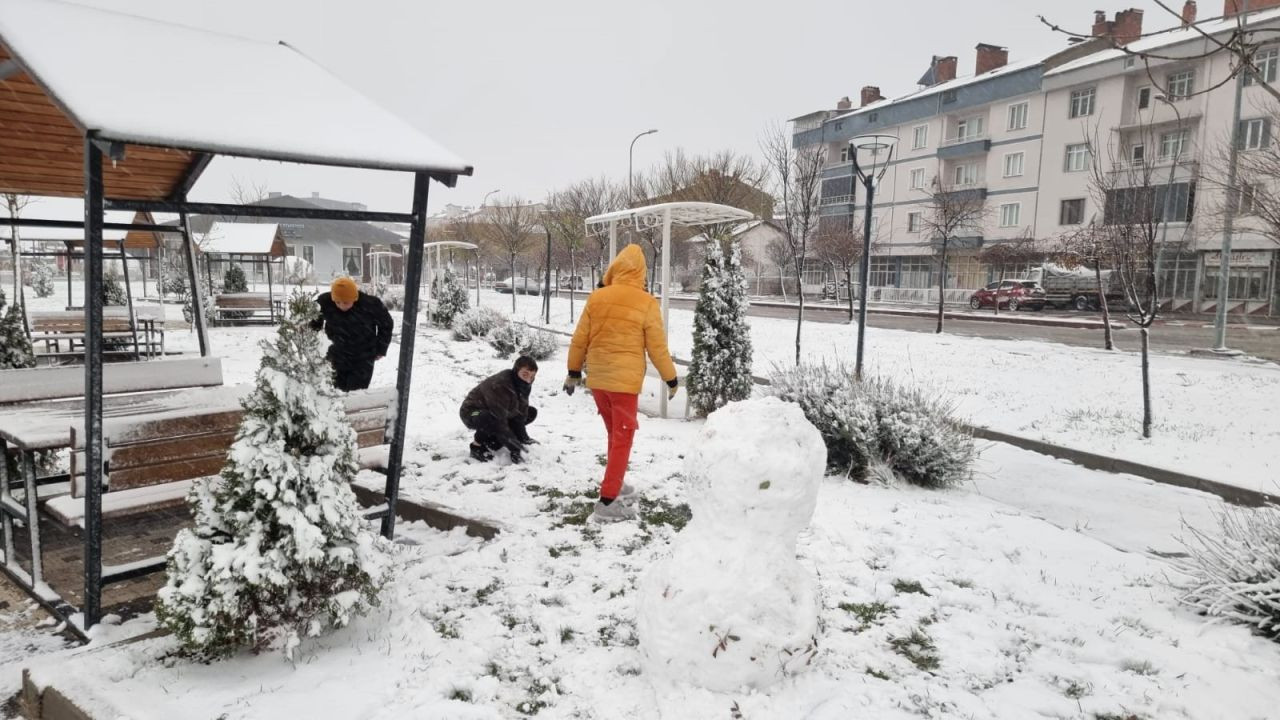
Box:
[421,240,480,313]
[585,202,755,417]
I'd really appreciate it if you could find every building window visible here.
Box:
[955,116,984,141]
[1007,102,1029,131]
[1240,118,1270,150]
[942,90,957,104]
[1166,69,1195,99]
[1136,86,1151,110]
[947,254,985,289]
[1124,56,1137,69]
[1157,254,1198,299]
[999,203,1021,227]
[900,257,934,288]
[1069,87,1096,118]
[1065,143,1092,172]
[909,168,926,189]
[1003,152,1025,177]
[839,146,850,162]
[1131,144,1146,163]
[1104,182,1196,224]
[1060,198,1085,225]
[1159,129,1190,160]
[868,112,879,122]
[912,124,928,150]
[1203,264,1271,301]
[869,257,898,287]
[342,247,363,276]
[953,163,980,186]
[907,211,922,233]
[1239,183,1259,215]
[1245,47,1279,85]
[834,122,843,131]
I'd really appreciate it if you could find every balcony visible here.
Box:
[1108,156,1199,174]
[938,181,988,202]
[820,194,855,206]
[938,131,991,159]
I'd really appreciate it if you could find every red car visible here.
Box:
[968,279,1046,311]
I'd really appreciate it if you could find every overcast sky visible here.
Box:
[73,0,1183,213]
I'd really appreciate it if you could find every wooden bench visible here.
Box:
[213,293,282,324]
[50,387,396,526]
[29,311,164,362]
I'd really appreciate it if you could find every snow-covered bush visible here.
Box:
[767,365,974,488]
[767,363,877,480]
[222,264,249,293]
[162,275,188,296]
[452,306,505,341]
[30,263,55,298]
[489,322,526,356]
[487,322,558,360]
[870,379,975,489]
[431,270,469,327]
[156,291,386,659]
[0,287,34,370]
[687,238,754,417]
[102,269,127,306]
[521,328,558,361]
[1176,505,1280,640]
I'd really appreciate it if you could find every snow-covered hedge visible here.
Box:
[31,263,55,298]
[1177,505,1280,640]
[452,306,506,341]
[430,270,469,328]
[222,264,248,293]
[102,270,127,306]
[488,322,558,361]
[767,364,974,489]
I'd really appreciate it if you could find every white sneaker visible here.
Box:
[590,500,638,523]
[618,483,638,503]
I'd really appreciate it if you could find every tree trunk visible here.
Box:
[1096,264,1114,350]
[569,251,576,323]
[846,265,855,322]
[1140,326,1152,438]
[935,240,948,334]
[793,257,804,365]
[510,255,517,314]
[778,266,787,302]
[994,267,1005,316]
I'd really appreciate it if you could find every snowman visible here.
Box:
[637,396,826,692]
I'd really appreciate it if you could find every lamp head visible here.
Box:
[848,134,898,183]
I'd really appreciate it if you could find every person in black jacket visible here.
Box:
[310,277,394,392]
[460,356,539,463]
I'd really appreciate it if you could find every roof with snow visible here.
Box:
[1046,8,1280,77]
[586,202,756,236]
[1,197,132,243]
[201,222,285,256]
[0,0,471,201]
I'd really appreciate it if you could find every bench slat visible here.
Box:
[0,357,224,405]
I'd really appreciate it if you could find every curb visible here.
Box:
[517,321,1275,509]
[737,299,1115,331]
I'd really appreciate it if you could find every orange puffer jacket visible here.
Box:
[567,244,677,394]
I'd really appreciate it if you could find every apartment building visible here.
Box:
[793,1,1280,315]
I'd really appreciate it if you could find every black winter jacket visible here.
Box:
[310,291,394,364]
[460,369,531,424]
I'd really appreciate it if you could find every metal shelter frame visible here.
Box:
[0,3,472,636]
[584,202,754,417]
[198,225,288,324]
[421,240,480,316]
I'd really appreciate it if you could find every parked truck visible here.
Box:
[1038,263,1127,311]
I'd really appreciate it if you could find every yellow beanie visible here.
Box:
[331,277,359,304]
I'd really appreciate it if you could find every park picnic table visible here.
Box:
[29,307,167,362]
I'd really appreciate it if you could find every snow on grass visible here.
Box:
[13,322,1280,719]
[495,288,1279,495]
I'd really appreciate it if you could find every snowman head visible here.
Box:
[683,397,825,541]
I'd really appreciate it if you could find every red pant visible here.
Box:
[592,390,638,500]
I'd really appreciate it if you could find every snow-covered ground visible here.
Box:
[485,289,1280,496]
[6,305,1280,719]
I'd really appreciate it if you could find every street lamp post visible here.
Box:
[848,134,898,381]
[482,189,500,208]
[628,129,658,206]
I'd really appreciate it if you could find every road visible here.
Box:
[665,298,1280,363]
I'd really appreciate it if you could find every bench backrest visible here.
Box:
[215,295,273,309]
[32,316,133,333]
[69,387,395,497]
[0,357,224,405]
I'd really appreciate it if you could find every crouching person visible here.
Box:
[460,356,539,463]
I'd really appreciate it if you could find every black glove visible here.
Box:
[562,376,580,396]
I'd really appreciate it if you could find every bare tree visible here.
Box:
[764,236,792,302]
[488,198,540,314]
[3,193,33,306]
[761,122,825,365]
[812,216,878,322]
[1053,223,1118,350]
[1087,118,1193,438]
[229,177,269,205]
[544,178,623,319]
[976,231,1043,317]
[920,176,989,333]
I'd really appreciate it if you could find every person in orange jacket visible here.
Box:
[563,244,678,522]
